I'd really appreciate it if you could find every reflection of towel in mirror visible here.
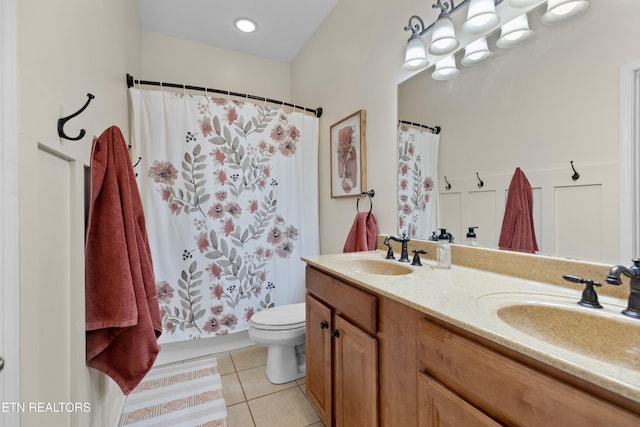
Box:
[85,126,163,395]
[343,212,378,252]
[498,167,539,253]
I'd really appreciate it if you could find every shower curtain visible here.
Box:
[130,88,319,343]
[397,123,440,238]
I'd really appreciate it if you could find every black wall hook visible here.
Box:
[476,172,484,188]
[570,160,580,181]
[444,176,451,190]
[58,93,94,141]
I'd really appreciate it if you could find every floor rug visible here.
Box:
[118,357,227,427]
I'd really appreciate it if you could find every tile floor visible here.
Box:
[215,345,325,427]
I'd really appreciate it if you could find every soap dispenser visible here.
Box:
[466,226,478,246]
[436,228,452,269]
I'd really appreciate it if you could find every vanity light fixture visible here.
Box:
[401,0,589,78]
[496,14,534,48]
[541,0,589,24]
[461,37,493,66]
[432,55,460,80]
[234,18,257,33]
[462,0,500,34]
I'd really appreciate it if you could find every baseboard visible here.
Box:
[154,330,254,366]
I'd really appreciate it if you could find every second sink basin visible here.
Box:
[497,303,640,370]
[339,258,413,276]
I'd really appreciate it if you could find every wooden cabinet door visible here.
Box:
[306,294,333,427]
[334,314,378,427]
[418,372,503,427]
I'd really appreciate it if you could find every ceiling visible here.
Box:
[136,0,338,63]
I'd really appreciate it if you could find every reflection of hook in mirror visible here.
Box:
[570,161,580,181]
[476,172,484,188]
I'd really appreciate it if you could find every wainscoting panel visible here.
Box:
[438,163,617,264]
[555,184,603,262]
[467,190,497,248]
[439,192,462,240]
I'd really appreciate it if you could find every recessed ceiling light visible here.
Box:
[234,18,257,33]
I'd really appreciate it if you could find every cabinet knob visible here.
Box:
[331,329,340,338]
[320,320,329,329]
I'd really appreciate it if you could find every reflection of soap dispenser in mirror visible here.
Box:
[466,227,478,246]
[436,228,452,269]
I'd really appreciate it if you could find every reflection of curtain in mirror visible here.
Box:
[397,123,440,238]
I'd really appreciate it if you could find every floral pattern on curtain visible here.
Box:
[397,123,440,238]
[130,89,319,343]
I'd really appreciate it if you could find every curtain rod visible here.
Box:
[398,119,441,135]
[126,74,323,118]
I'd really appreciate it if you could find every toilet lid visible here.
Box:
[250,303,306,330]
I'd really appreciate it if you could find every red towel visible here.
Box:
[343,212,378,252]
[498,167,539,253]
[85,126,162,395]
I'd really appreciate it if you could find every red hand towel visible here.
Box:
[85,126,162,395]
[498,167,539,253]
[343,212,378,252]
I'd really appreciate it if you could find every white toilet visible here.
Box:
[248,302,306,384]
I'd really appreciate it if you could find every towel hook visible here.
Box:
[444,176,452,190]
[570,160,580,181]
[57,93,94,141]
[357,189,375,219]
[476,172,484,188]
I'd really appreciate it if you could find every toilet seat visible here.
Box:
[250,303,305,331]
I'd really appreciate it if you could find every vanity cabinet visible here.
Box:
[418,371,503,427]
[305,267,378,427]
[417,317,640,427]
[304,261,640,427]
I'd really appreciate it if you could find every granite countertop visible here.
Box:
[302,250,640,405]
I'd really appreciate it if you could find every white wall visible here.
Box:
[18,0,141,144]
[141,30,291,101]
[1,1,20,426]
[17,1,142,426]
[291,0,435,254]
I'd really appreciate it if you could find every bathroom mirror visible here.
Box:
[397,1,639,264]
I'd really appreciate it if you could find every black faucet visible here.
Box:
[605,258,640,319]
[563,274,603,309]
[384,233,410,263]
[412,249,427,266]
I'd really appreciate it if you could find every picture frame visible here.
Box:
[330,109,366,198]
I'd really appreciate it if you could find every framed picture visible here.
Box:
[330,109,366,198]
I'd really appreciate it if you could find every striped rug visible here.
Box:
[118,357,227,427]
